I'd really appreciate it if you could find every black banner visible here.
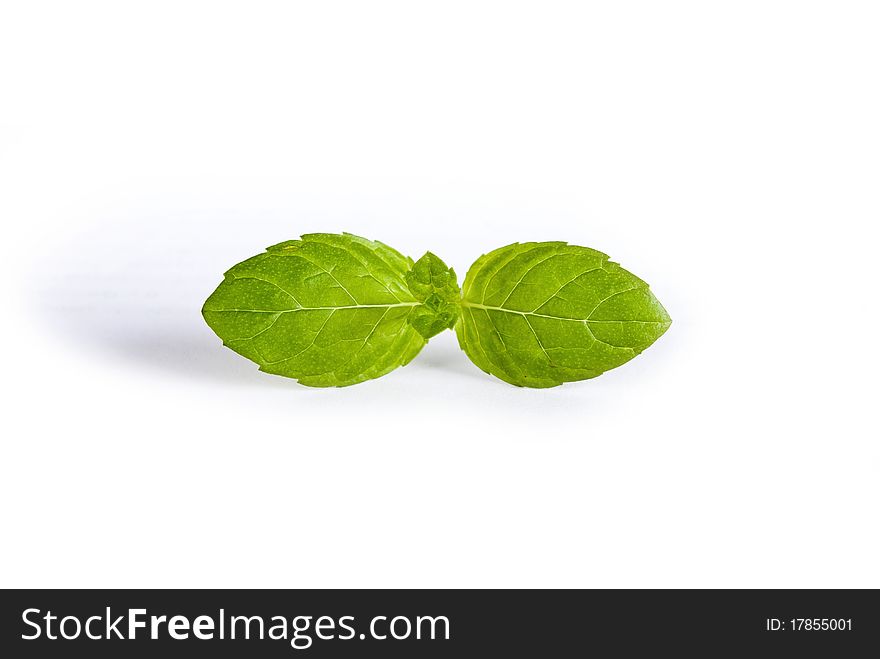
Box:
[1,589,876,656]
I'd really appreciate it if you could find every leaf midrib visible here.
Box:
[460,301,668,324]
[206,302,420,313]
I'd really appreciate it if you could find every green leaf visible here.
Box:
[202,233,437,387]
[405,251,461,339]
[455,242,671,388]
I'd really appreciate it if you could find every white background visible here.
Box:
[1,1,878,588]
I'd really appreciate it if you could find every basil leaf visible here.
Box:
[456,242,671,388]
[202,233,448,387]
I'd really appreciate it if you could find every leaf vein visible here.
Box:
[585,285,645,319]
[229,275,302,307]
[495,252,561,308]
[478,246,535,303]
[531,266,603,312]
